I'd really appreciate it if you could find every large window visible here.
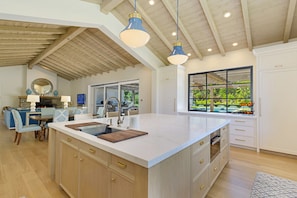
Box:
[92,80,139,115]
[188,66,253,114]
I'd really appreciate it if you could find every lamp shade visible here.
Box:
[120,12,150,48]
[27,95,40,103]
[167,41,188,65]
[61,96,71,102]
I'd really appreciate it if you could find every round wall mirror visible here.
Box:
[31,78,53,95]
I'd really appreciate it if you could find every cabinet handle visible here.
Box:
[213,167,217,172]
[117,161,127,169]
[199,141,204,146]
[80,158,84,162]
[234,120,245,123]
[89,148,96,154]
[67,138,72,142]
[111,178,116,182]
[73,154,78,158]
[235,138,246,142]
[199,159,204,164]
[235,129,246,132]
[200,184,205,190]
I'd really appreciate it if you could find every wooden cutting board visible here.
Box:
[98,129,148,143]
[65,122,103,130]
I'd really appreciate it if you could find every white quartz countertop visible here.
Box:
[49,113,229,168]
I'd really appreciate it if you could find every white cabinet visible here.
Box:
[254,41,297,155]
[158,65,185,114]
[229,117,256,148]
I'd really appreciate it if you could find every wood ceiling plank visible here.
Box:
[0,25,66,35]
[241,0,253,50]
[0,33,59,40]
[0,40,52,45]
[28,27,87,68]
[84,30,133,66]
[283,0,297,42]
[0,45,48,50]
[101,0,124,14]
[162,0,203,59]
[199,0,225,56]
[39,62,79,80]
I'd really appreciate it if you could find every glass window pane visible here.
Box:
[207,71,227,86]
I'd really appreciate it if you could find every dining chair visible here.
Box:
[11,109,41,145]
[74,113,93,121]
[96,107,104,118]
[53,109,69,122]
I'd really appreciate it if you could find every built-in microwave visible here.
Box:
[210,129,221,162]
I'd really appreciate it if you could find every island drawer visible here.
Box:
[191,145,209,179]
[79,142,110,166]
[59,133,80,147]
[191,136,210,154]
[110,155,136,179]
[192,168,209,198]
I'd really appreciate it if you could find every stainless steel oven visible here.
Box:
[210,129,221,162]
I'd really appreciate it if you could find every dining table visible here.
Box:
[29,114,74,140]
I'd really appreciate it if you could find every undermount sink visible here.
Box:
[78,124,122,136]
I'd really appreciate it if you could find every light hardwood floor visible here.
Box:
[1,118,297,198]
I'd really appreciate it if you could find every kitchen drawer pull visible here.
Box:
[199,141,204,146]
[235,138,246,142]
[73,154,78,158]
[214,167,217,172]
[235,129,246,132]
[234,120,245,123]
[67,138,72,142]
[199,159,204,164]
[117,161,127,169]
[89,148,96,154]
[200,184,205,190]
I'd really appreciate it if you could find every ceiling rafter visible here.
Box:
[28,27,86,68]
[240,0,253,50]
[162,0,203,60]
[199,0,225,56]
[0,25,66,35]
[283,0,297,42]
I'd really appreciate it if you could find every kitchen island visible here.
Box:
[48,113,230,198]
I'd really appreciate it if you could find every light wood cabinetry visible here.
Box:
[254,42,297,155]
[229,117,256,148]
[50,123,229,198]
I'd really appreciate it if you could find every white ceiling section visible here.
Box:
[0,0,296,80]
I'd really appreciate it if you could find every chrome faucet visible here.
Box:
[104,97,124,126]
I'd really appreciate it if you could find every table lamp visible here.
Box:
[61,96,71,108]
[27,95,40,112]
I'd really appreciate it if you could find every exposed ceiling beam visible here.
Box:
[100,0,124,14]
[28,27,86,68]
[162,0,203,60]
[241,0,253,50]
[0,25,66,34]
[283,0,297,42]
[199,0,225,56]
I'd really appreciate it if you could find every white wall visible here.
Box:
[0,65,26,110]
[70,65,152,113]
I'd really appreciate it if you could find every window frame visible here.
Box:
[188,66,253,114]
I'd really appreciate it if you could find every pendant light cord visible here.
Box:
[134,0,137,12]
[176,0,179,41]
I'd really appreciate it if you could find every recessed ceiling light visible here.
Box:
[224,12,231,18]
[232,42,238,46]
[149,0,155,5]
[187,53,192,57]
[207,48,212,52]
[172,32,177,36]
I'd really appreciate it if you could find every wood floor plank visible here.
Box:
[1,117,297,198]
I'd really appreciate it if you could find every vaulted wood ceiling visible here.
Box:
[0,0,296,80]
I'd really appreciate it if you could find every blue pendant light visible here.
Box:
[167,0,188,65]
[119,0,150,48]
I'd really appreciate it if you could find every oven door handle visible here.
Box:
[211,137,221,145]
